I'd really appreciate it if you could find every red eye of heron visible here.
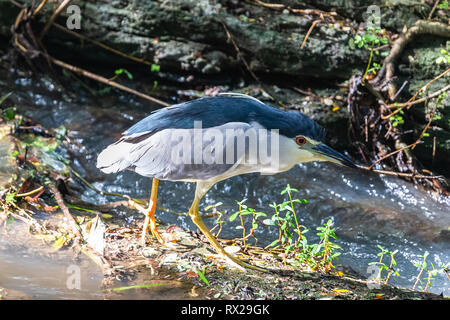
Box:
[296,136,307,146]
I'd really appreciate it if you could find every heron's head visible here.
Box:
[292,135,356,168]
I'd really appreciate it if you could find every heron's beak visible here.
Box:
[311,143,356,168]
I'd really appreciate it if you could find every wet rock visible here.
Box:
[0,135,17,189]
[0,0,367,79]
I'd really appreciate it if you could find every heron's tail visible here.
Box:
[96,141,133,173]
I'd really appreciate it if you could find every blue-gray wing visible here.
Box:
[97,122,259,181]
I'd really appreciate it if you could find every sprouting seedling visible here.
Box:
[230,199,266,248]
[151,64,161,72]
[113,68,133,80]
[314,219,342,271]
[266,186,308,256]
[280,184,307,242]
[349,18,389,83]
[248,208,267,246]
[413,251,429,290]
[368,245,389,283]
[267,201,283,247]
[423,262,438,292]
[196,265,210,286]
[230,198,249,248]
[384,249,399,285]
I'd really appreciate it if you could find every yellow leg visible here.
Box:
[140,178,164,246]
[188,182,267,272]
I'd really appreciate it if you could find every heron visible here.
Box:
[97,93,356,271]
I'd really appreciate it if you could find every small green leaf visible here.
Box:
[151,64,161,72]
[229,211,240,222]
[115,68,133,80]
[0,92,12,106]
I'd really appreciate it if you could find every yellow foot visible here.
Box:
[125,196,164,246]
[140,223,165,247]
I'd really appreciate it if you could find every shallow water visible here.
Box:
[1,72,449,297]
[0,221,104,299]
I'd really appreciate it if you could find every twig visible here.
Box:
[33,0,48,17]
[291,86,320,98]
[249,0,284,10]
[49,184,83,242]
[383,84,450,118]
[221,21,259,82]
[392,80,408,101]
[300,19,320,49]
[407,67,450,104]
[432,136,436,163]
[248,0,338,18]
[413,268,424,290]
[428,0,440,20]
[15,186,44,198]
[44,53,169,107]
[39,0,72,41]
[357,165,443,180]
[68,166,145,205]
[53,23,154,66]
[367,142,420,170]
[8,0,24,8]
[411,102,439,150]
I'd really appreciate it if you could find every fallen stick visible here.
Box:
[49,184,83,242]
[46,53,170,107]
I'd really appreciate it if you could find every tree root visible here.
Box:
[348,19,450,194]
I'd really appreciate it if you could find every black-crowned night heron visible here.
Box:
[97,93,355,271]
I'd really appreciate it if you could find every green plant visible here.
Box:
[367,62,381,75]
[384,249,399,284]
[230,198,249,248]
[266,201,303,254]
[349,18,389,83]
[412,251,439,292]
[265,186,308,254]
[5,191,16,205]
[368,245,399,284]
[114,68,133,80]
[229,199,266,248]
[423,263,438,292]
[389,108,405,127]
[311,219,342,271]
[435,49,450,65]
[0,92,15,121]
[439,0,449,10]
[150,64,160,72]
[280,184,306,241]
[228,186,342,272]
[196,265,210,286]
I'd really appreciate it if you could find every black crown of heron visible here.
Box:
[97,93,355,271]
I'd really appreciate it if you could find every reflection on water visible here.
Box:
[1,73,449,297]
